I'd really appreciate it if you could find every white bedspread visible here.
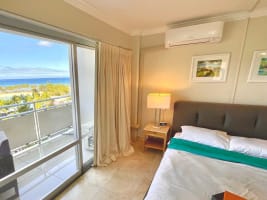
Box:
[145,149,267,200]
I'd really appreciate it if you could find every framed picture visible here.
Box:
[191,53,230,82]
[247,50,267,82]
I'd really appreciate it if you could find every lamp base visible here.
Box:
[159,122,168,126]
[152,109,168,128]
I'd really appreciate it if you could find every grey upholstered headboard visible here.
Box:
[171,101,267,140]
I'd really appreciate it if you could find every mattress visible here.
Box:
[145,148,267,200]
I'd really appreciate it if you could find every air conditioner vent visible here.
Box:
[165,21,224,48]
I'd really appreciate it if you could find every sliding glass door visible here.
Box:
[76,46,96,169]
[0,27,96,199]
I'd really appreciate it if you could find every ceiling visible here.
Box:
[65,0,267,35]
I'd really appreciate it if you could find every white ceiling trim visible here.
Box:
[65,0,267,36]
[169,11,249,28]
[133,7,267,36]
[131,26,168,37]
[250,6,267,18]
[137,11,250,36]
[64,0,132,35]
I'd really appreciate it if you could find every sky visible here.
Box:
[0,30,70,79]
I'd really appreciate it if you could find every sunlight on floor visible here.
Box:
[56,140,162,200]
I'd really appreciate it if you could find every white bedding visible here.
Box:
[145,149,267,200]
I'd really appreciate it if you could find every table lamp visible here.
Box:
[147,93,171,127]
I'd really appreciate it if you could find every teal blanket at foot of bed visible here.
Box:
[168,138,267,170]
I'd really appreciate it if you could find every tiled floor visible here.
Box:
[56,140,163,200]
[11,134,94,200]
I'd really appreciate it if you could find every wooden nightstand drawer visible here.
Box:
[144,131,164,138]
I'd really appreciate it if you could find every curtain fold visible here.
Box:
[95,43,134,166]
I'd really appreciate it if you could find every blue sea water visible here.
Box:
[0,77,70,86]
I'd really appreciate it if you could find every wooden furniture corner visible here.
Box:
[143,123,170,152]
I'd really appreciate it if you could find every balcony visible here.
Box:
[0,96,94,199]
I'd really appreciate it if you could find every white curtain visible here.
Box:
[94,42,134,166]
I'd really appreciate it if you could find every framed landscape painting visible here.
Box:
[247,50,267,82]
[191,53,230,82]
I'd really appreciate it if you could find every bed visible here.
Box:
[145,101,267,200]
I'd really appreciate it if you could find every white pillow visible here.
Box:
[179,126,230,149]
[229,136,267,159]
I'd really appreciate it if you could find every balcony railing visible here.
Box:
[0,96,73,154]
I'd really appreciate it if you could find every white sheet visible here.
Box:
[145,149,267,200]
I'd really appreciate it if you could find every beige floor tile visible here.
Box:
[56,140,163,200]
[57,182,99,200]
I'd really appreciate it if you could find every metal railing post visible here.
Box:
[33,102,42,145]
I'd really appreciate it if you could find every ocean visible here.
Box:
[0,77,70,86]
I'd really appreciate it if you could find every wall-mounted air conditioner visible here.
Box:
[165,21,224,48]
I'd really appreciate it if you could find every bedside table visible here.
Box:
[143,123,170,152]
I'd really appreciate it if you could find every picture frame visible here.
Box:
[247,50,267,82]
[191,53,230,82]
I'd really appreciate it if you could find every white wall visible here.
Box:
[234,17,267,104]
[138,16,267,132]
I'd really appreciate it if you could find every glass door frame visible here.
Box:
[74,44,97,171]
[0,11,98,199]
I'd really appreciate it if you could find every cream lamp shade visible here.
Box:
[147,93,171,109]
